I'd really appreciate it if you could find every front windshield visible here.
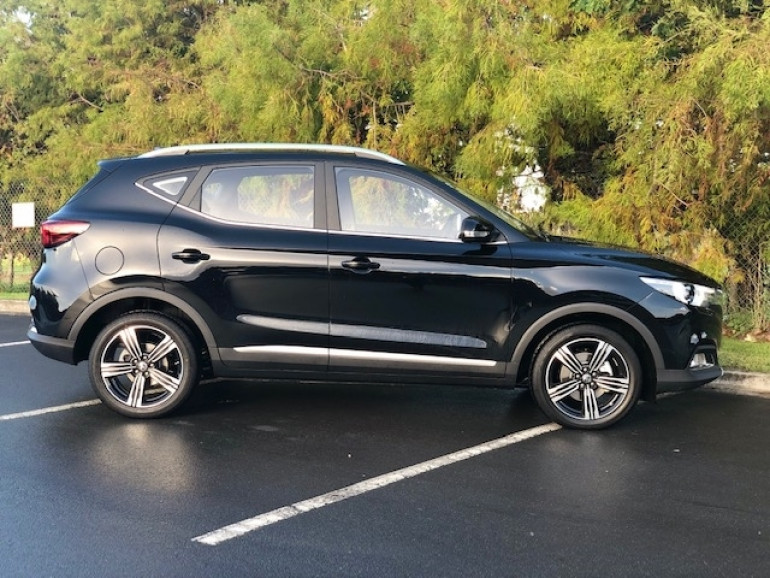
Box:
[430,172,545,241]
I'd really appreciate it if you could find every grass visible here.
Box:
[719,337,770,373]
[1,254,35,296]
[0,291,27,300]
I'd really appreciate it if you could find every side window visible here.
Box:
[139,170,197,199]
[152,176,189,196]
[335,168,467,239]
[201,165,314,228]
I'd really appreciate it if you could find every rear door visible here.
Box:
[157,161,329,371]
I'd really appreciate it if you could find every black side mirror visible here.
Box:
[459,217,496,244]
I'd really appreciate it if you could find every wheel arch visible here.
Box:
[68,287,217,369]
[509,303,664,402]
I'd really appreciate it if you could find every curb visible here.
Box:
[0,298,768,397]
[0,299,28,315]
[707,370,770,398]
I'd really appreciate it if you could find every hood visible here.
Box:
[547,236,720,287]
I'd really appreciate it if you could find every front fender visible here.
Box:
[506,302,666,383]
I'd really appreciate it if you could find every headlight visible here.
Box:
[641,277,723,307]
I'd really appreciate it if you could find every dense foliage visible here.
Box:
[2,0,770,325]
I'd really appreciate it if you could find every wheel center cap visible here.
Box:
[581,373,593,384]
[137,361,149,372]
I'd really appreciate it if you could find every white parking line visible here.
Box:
[0,399,102,421]
[0,341,29,348]
[193,422,561,546]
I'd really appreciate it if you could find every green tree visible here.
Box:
[2,0,770,326]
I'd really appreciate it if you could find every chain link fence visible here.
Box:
[719,235,770,335]
[3,178,768,334]
[0,181,65,292]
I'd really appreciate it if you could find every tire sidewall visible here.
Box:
[89,312,198,418]
[531,324,642,430]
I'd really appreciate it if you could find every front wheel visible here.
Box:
[89,313,199,418]
[531,325,642,429]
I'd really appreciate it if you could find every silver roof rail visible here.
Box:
[138,143,404,165]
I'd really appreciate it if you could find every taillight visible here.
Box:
[41,220,90,248]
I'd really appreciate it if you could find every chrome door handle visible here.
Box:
[341,257,381,273]
[172,249,210,264]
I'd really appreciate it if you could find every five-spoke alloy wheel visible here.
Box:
[89,313,198,418]
[532,325,641,429]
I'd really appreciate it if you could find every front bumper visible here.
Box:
[656,365,723,392]
[27,324,77,365]
[656,343,722,393]
[631,290,723,397]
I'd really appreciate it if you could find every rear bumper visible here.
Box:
[27,324,77,365]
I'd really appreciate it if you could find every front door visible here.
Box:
[328,165,513,377]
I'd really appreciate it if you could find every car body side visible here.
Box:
[28,151,723,409]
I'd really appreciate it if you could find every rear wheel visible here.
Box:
[531,325,641,429]
[89,313,199,418]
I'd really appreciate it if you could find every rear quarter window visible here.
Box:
[137,170,198,201]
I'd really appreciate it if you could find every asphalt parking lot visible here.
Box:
[1,312,768,577]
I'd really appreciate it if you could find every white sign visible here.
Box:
[12,202,35,229]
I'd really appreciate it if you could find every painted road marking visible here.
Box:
[0,399,102,421]
[0,341,29,348]
[193,422,561,546]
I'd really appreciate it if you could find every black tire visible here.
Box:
[531,325,641,429]
[89,313,199,418]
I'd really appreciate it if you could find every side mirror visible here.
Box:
[459,217,497,244]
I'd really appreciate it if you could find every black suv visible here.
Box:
[28,144,723,429]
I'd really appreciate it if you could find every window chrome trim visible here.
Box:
[329,228,509,245]
[189,206,323,231]
[134,183,179,206]
[328,229,464,243]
